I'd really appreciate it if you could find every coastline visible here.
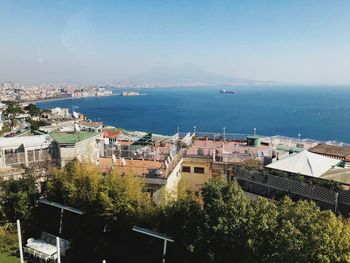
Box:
[31,94,118,104]
[32,87,350,143]
[32,93,147,104]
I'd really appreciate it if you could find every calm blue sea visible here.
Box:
[37,86,350,143]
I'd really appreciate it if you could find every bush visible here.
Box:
[0,224,18,255]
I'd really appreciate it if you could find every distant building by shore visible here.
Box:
[121,91,141,96]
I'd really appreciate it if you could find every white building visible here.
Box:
[51,107,71,119]
[50,131,102,167]
[0,135,53,169]
[79,121,103,133]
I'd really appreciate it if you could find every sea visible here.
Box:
[37,86,350,143]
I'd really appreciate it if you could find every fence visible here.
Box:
[178,131,350,147]
[4,148,53,167]
[235,166,350,215]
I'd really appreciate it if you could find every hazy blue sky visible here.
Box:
[1,0,350,84]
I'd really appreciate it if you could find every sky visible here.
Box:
[1,0,350,84]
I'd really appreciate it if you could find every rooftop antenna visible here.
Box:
[132,226,174,263]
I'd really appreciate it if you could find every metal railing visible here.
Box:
[180,131,350,147]
[4,149,53,166]
[235,166,350,215]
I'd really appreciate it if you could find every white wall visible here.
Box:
[165,158,183,197]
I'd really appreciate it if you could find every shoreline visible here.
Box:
[33,93,148,104]
[32,94,118,104]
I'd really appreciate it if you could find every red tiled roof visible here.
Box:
[309,144,350,159]
[103,129,122,139]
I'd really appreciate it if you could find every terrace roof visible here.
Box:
[309,144,350,159]
[266,150,340,178]
[80,121,103,128]
[50,131,100,144]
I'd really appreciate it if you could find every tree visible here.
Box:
[242,158,261,171]
[248,197,279,262]
[199,180,251,262]
[155,196,203,263]
[0,175,39,224]
[0,224,18,255]
[97,169,153,222]
[248,197,350,263]
[0,122,10,136]
[23,103,41,116]
[5,159,349,263]
[45,160,154,262]
[4,102,24,116]
[47,160,102,208]
[28,119,49,132]
[3,101,24,130]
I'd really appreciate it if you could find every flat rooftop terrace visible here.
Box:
[99,147,184,178]
[186,139,271,157]
[99,157,165,177]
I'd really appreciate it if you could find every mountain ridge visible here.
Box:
[128,64,285,85]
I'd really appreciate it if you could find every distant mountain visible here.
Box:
[128,64,282,86]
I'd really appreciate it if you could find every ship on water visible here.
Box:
[220,89,235,94]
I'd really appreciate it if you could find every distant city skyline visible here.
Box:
[1,0,350,84]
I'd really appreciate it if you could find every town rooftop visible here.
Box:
[50,131,100,144]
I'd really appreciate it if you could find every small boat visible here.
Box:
[220,89,235,94]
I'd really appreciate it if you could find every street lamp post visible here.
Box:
[132,226,174,263]
[16,220,24,263]
[39,199,84,235]
[223,127,226,141]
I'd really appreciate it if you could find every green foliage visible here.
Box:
[242,158,262,171]
[4,102,24,116]
[2,160,350,262]
[44,160,155,262]
[0,176,38,224]
[97,170,153,223]
[0,122,10,136]
[159,181,350,263]
[47,160,102,209]
[249,197,350,263]
[23,104,40,116]
[200,180,251,262]
[0,224,18,255]
[28,119,49,132]
[0,252,23,263]
[155,196,203,263]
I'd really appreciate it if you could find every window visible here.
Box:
[182,166,191,173]
[194,167,205,174]
[197,148,204,156]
